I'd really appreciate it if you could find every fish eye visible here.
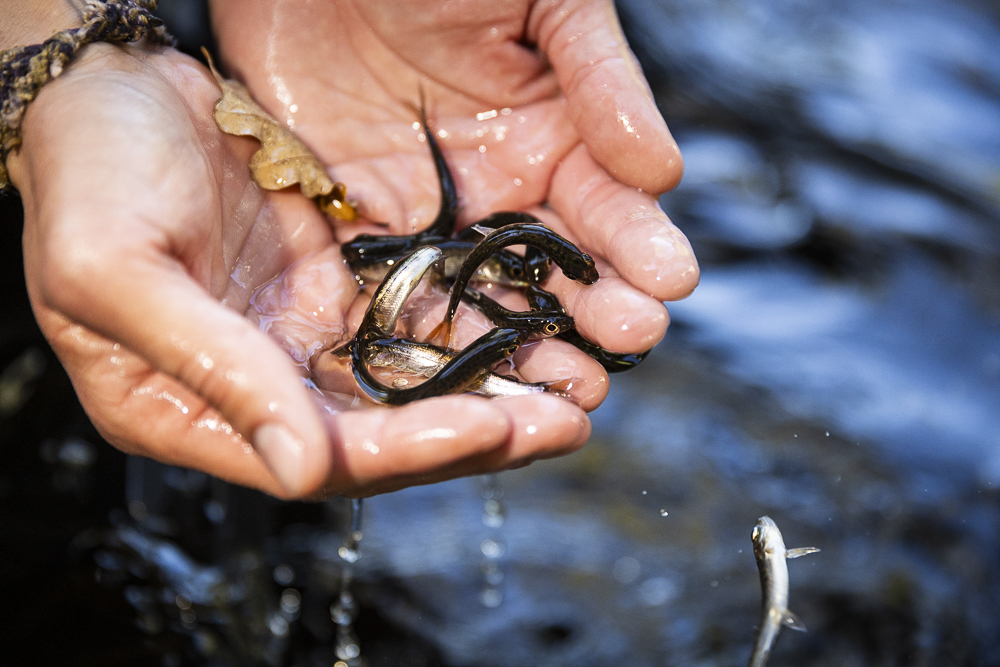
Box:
[506,344,519,355]
[544,323,559,334]
[511,267,523,277]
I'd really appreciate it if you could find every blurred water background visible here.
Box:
[2,0,999,664]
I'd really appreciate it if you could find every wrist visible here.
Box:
[0,1,83,52]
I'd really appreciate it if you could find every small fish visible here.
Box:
[433,223,598,346]
[351,240,530,288]
[366,338,549,398]
[340,102,458,263]
[748,516,820,667]
[362,246,445,338]
[348,246,531,404]
[525,286,650,372]
[352,326,529,405]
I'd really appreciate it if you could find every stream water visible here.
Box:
[2,0,999,664]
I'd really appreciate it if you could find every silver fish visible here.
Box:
[366,338,548,398]
[748,516,820,667]
[364,246,444,338]
[352,242,529,288]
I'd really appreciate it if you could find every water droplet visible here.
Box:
[480,587,503,607]
[338,546,360,563]
[526,425,537,435]
[481,539,503,558]
[513,177,522,186]
[660,509,669,516]
[281,589,301,615]
[274,564,295,585]
[479,145,487,153]
[613,556,641,583]
[642,490,647,495]
[476,109,498,121]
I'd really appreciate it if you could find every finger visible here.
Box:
[318,395,510,494]
[521,206,671,354]
[34,309,292,496]
[529,0,683,193]
[548,144,699,301]
[512,337,609,411]
[36,243,337,499]
[326,394,589,497]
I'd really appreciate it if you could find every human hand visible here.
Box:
[209,1,700,409]
[9,42,588,500]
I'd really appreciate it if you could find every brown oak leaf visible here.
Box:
[202,48,356,220]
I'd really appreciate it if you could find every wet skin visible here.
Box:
[526,285,650,373]
[340,118,539,289]
[339,105,458,264]
[441,223,598,333]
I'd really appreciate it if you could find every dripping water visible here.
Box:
[331,498,365,667]
[478,474,506,608]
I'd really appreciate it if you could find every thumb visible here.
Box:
[530,0,683,194]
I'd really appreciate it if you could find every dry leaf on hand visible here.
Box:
[201,48,357,221]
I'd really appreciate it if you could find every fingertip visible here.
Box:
[493,394,591,462]
[251,422,312,498]
[513,338,609,411]
[609,219,700,301]
[569,278,670,352]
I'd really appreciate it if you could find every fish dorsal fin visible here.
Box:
[786,547,820,559]
[471,224,494,237]
[782,611,807,632]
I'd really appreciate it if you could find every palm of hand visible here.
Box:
[11,0,698,499]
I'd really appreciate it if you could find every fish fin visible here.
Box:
[426,320,449,346]
[330,342,352,359]
[782,611,807,632]
[427,319,457,353]
[786,547,820,559]
[471,224,494,237]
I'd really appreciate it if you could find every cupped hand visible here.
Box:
[210,1,700,407]
[9,43,587,500]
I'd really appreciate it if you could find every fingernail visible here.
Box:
[253,423,306,496]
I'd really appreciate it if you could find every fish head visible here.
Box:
[752,515,786,559]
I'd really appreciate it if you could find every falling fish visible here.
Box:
[747,516,820,667]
